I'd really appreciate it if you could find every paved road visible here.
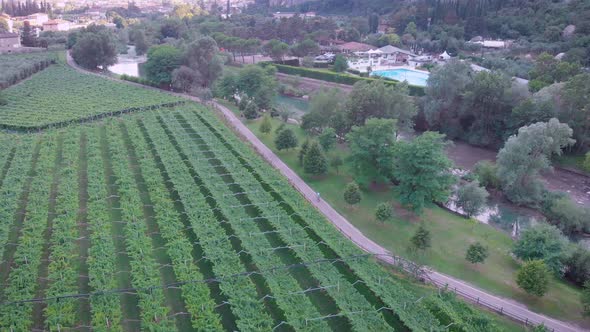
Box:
[66,53,583,332]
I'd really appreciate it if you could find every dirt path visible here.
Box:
[66,53,583,332]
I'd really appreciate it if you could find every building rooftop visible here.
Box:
[0,33,19,39]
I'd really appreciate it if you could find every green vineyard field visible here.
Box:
[0,102,504,331]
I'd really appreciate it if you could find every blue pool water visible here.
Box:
[371,68,429,87]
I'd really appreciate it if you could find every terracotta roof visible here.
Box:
[337,41,373,52]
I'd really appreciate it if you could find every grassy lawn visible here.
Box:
[222,102,589,327]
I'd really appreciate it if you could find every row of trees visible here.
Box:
[1,0,52,16]
[423,59,589,152]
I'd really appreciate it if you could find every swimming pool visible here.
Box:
[371,68,429,87]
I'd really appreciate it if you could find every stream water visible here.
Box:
[109,45,146,77]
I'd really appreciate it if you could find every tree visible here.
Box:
[71,27,117,70]
[410,225,431,252]
[298,139,309,166]
[343,182,361,206]
[465,242,489,264]
[330,155,343,174]
[259,115,272,134]
[133,30,148,56]
[516,260,550,297]
[236,65,277,110]
[303,141,328,175]
[497,119,575,205]
[368,13,379,33]
[243,101,259,120]
[546,197,590,236]
[275,128,298,150]
[346,118,397,185]
[263,39,289,62]
[423,60,472,139]
[455,181,489,218]
[560,73,590,151]
[171,66,198,92]
[291,39,319,59]
[301,88,342,133]
[564,245,590,286]
[582,281,590,316]
[181,37,223,88]
[472,161,500,189]
[346,80,416,132]
[143,45,181,86]
[513,224,568,275]
[318,128,336,151]
[392,132,455,213]
[21,21,37,47]
[375,203,393,222]
[333,54,348,72]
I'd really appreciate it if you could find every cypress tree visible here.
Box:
[303,141,328,175]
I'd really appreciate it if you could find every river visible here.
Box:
[109,45,146,77]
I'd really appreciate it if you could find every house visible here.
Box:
[43,19,71,32]
[0,33,21,48]
[438,51,451,61]
[472,39,511,49]
[273,11,317,19]
[378,45,417,64]
[337,41,373,53]
[26,13,49,26]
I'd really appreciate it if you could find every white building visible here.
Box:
[0,33,21,48]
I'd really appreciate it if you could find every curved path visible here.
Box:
[66,53,583,332]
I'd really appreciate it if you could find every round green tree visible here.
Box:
[375,203,393,222]
[303,141,328,175]
[274,128,298,151]
[333,54,348,72]
[455,180,489,218]
[298,139,310,166]
[343,182,361,206]
[465,242,489,264]
[516,260,550,297]
[244,101,259,120]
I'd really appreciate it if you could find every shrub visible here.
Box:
[275,128,298,150]
[259,115,272,134]
[455,181,489,218]
[584,152,590,173]
[375,203,393,222]
[343,182,361,206]
[465,242,489,264]
[516,260,550,297]
[472,161,500,189]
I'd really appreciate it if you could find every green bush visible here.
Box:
[268,63,425,96]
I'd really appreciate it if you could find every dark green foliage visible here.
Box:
[546,198,590,236]
[564,246,590,286]
[346,118,397,186]
[497,119,574,205]
[301,88,342,133]
[560,73,590,151]
[318,128,336,151]
[516,260,550,297]
[343,182,361,206]
[472,161,499,189]
[333,54,348,72]
[513,224,568,275]
[243,101,259,120]
[303,141,328,175]
[71,25,117,70]
[298,139,309,166]
[274,128,298,150]
[144,45,182,86]
[21,21,37,47]
[465,242,489,264]
[392,132,455,213]
[410,225,431,252]
[259,115,272,134]
[375,203,393,222]
[346,80,416,131]
[330,155,343,174]
[455,181,489,218]
[582,281,590,316]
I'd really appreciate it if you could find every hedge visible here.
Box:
[269,63,425,96]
